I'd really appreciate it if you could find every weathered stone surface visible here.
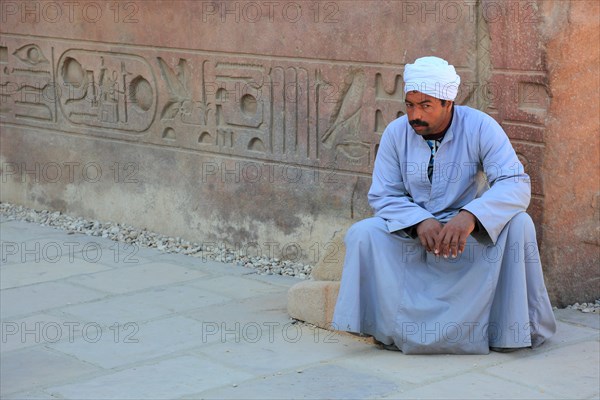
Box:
[0,0,598,322]
[310,230,347,281]
[0,1,477,270]
[480,0,599,305]
[287,280,340,329]
[539,0,600,305]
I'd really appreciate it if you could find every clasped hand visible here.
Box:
[416,211,476,259]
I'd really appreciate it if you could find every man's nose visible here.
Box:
[411,108,422,120]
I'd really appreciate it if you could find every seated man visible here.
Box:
[332,56,556,354]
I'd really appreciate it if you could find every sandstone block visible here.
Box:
[310,235,346,281]
[287,281,340,329]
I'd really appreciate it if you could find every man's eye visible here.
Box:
[405,104,413,108]
[423,104,430,108]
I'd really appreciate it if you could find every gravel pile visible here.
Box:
[563,300,600,313]
[0,202,313,280]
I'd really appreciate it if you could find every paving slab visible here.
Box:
[382,371,556,400]
[0,281,107,319]
[59,284,232,327]
[151,252,258,275]
[195,325,369,375]
[0,347,100,397]
[47,315,218,369]
[149,251,227,266]
[0,258,112,289]
[188,275,289,300]
[1,236,111,267]
[332,347,514,385]
[542,319,600,348]
[2,390,57,400]
[243,272,307,287]
[0,313,83,352]
[193,364,399,400]
[70,239,156,268]
[1,220,72,242]
[555,308,600,330]
[46,355,255,400]
[184,292,294,329]
[484,340,600,399]
[65,262,208,294]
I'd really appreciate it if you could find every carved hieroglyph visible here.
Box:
[0,35,477,177]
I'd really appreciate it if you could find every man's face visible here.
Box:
[405,91,453,136]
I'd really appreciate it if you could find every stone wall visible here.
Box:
[540,0,599,305]
[0,1,598,313]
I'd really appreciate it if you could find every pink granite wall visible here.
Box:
[1,1,598,305]
[540,0,599,304]
[481,0,599,305]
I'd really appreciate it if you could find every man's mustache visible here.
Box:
[410,119,429,127]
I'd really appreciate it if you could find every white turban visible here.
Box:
[403,56,461,101]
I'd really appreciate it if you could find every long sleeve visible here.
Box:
[368,124,434,233]
[461,117,531,244]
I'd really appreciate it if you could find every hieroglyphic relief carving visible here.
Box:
[157,57,211,126]
[270,66,310,157]
[13,43,50,66]
[319,69,371,166]
[373,72,405,135]
[56,50,156,132]
[215,62,265,128]
[321,68,365,147]
[162,127,176,141]
[0,43,55,123]
[155,56,215,146]
[0,35,477,175]
[217,127,235,148]
[212,62,268,153]
[0,46,9,117]
[375,73,403,100]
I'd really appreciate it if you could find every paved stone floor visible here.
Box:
[1,218,599,399]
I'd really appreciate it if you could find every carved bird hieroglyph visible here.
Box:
[157,57,192,120]
[321,69,366,147]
